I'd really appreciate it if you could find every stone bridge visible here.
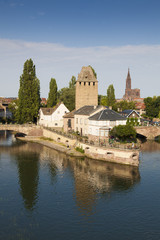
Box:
[135,126,160,140]
[0,124,43,136]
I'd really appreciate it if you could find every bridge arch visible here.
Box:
[0,124,43,137]
[135,126,160,140]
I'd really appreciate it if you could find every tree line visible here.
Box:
[9,59,76,124]
[8,58,160,124]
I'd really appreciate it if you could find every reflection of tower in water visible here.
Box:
[70,158,140,217]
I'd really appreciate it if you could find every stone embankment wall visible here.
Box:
[43,128,139,167]
[77,142,139,167]
[43,128,77,146]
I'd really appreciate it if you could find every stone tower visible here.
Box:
[123,69,140,101]
[75,66,98,110]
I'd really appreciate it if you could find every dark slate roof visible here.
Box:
[89,109,127,121]
[121,109,133,114]
[120,109,140,117]
[74,105,102,116]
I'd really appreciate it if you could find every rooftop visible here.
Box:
[89,109,127,121]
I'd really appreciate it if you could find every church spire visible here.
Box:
[126,68,131,89]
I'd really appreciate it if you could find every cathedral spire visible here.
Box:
[126,68,131,89]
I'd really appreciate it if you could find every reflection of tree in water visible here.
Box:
[16,151,39,211]
[69,157,140,216]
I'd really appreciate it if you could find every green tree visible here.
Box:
[88,65,97,78]
[69,76,76,88]
[47,78,58,107]
[58,87,75,111]
[113,100,135,112]
[17,59,40,123]
[8,99,19,122]
[99,95,107,106]
[143,96,160,118]
[110,125,136,142]
[58,75,76,111]
[106,84,116,107]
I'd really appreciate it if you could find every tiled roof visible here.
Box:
[89,109,126,121]
[40,102,62,115]
[40,108,55,115]
[63,109,76,118]
[74,105,102,116]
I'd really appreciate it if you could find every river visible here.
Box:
[0,130,160,240]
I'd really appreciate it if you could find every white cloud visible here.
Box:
[0,38,160,98]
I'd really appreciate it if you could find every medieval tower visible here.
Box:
[123,69,140,101]
[75,66,98,110]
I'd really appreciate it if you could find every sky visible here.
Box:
[0,0,160,99]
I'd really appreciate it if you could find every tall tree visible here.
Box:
[69,76,76,88]
[17,59,40,123]
[47,78,58,107]
[106,84,116,107]
[58,76,76,111]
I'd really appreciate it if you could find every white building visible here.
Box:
[38,102,69,128]
[74,105,105,136]
[88,108,127,140]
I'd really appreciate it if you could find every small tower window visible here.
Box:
[79,82,81,85]
[88,82,90,86]
[93,82,95,86]
[84,82,86,86]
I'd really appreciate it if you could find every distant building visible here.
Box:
[41,98,47,106]
[75,66,98,110]
[123,69,140,101]
[120,109,141,124]
[134,98,146,116]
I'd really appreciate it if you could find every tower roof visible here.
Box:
[77,66,97,82]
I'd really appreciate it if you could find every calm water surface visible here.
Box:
[0,131,160,240]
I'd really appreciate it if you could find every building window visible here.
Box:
[88,82,90,86]
[80,118,83,124]
[76,118,78,124]
[68,119,71,128]
[84,82,86,86]
[93,82,95,86]
[79,82,81,85]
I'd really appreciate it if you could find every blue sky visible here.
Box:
[0,0,160,98]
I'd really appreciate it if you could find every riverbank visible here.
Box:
[17,136,85,158]
[18,135,139,167]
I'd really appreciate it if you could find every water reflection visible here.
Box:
[16,151,39,211]
[141,141,160,152]
[0,131,140,215]
[68,157,140,216]
[0,130,16,146]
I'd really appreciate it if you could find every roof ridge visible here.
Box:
[98,109,104,120]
